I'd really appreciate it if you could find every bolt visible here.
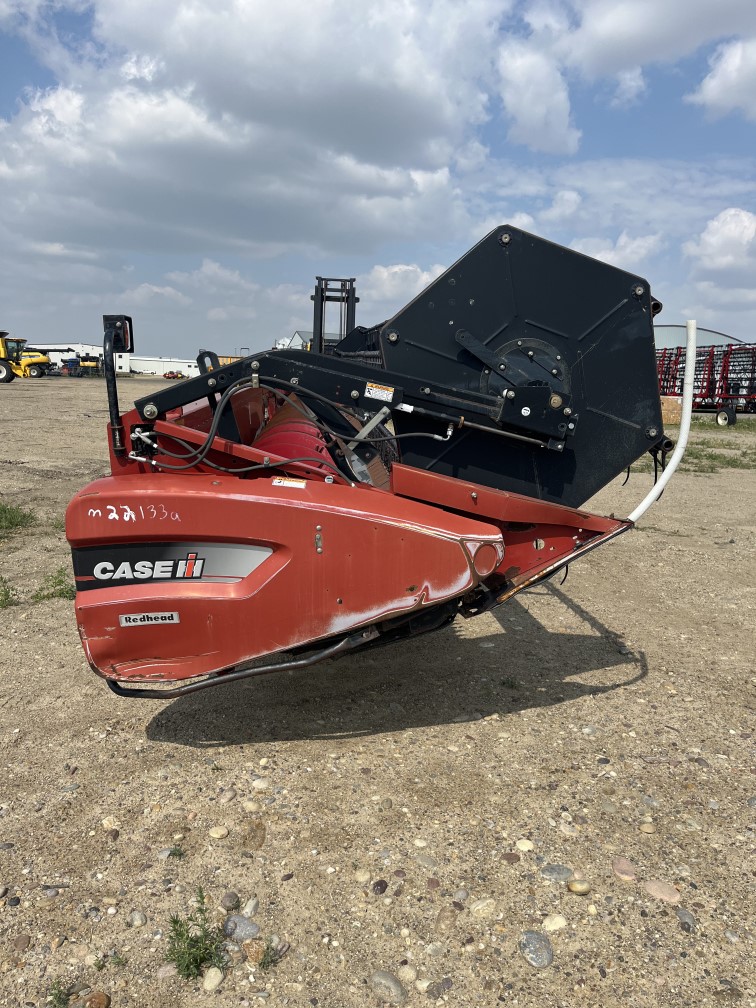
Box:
[422,387,431,394]
[500,233,511,245]
[556,355,561,361]
[506,390,516,399]
[387,332,399,343]
[499,364,506,370]
[250,360,260,371]
[316,525,322,531]
[471,492,478,501]
[290,377,299,385]
[208,377,217,388]
[316,548,323,554]
[469,299,475,306]
[549,394,563,409]
[527,351,534,358]
[484,368,490,375]
[351,390,359,399]
[568,422,575,429]
[564,407,572,416]
[143,403,158,420]
[521,406,531,417]
[551,369,558,376]
[634,285,644,296]
[517,340,522,346]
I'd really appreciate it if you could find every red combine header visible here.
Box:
[66,227,693,698]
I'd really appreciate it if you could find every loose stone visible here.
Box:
[242,819,266,850]
[676,907,697,933]
[223,915,261,941]
[746,796,756,808]
[425,941,445,957]
[397,964,417,984]
[220,892,240,911]
[638,822,656,834]
[515,839,534,852]
[542,914,567,932]
[567,880,590,895]
[469,897,496,918]
[369,969,408,1005]
[518,931,553,969]
[83,994,110,1008]
[355,869,371,884]
[612,857,636,881]
[219,788,237,804]
[157,964,178,980]
[209,825,229,839]
[642,880,681,904]
[540,864,573,883]
[426,978,453,998]
[242,939,265,965]
[372,879,388,895]
[251,778,269,791]
[128,911,147,928]
[12,935,31,952]
[242,896,259,917]
[203,966,224,993]
[434,907,457,933]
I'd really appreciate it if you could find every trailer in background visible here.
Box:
[656,342,756,426]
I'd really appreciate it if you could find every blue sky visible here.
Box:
[1,0,755,356]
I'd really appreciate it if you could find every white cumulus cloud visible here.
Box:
[686,37,756,121]
[496,38,581,154]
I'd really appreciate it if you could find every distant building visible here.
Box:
[274,331,341,352]
[27,342,201,376]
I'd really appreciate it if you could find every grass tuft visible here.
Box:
[0,577,17,609]
[165,887,226,980]
[0,501,36,535]
[33,566,76,602]
[260,938,290,971]
[47,978,70,1008]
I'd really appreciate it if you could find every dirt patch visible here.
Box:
[1,376,754,1008]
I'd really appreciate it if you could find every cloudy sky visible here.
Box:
[1,0,755,357]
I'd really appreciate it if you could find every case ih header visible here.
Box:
[66,226,694,698]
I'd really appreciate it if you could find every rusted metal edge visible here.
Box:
[105,627,378,700]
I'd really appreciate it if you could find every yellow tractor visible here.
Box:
[0,332,51,381]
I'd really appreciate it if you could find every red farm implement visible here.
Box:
[66,226,695,698]
[657,341,756,426]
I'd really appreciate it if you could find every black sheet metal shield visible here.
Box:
[377,226,663,507]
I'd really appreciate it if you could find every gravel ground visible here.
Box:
[0,376,754,1008]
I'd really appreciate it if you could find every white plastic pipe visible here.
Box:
[627,319,697,524]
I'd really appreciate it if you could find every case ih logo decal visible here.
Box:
[72,542,273,591]
[95,552,205,582]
